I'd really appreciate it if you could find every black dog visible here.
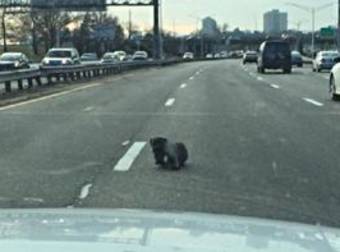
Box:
[150,137,188,170]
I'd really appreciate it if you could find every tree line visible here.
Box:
[0,10,184,58]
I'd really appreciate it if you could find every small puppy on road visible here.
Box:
[150,137,188,170]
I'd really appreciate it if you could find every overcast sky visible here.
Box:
[108,0,338,34]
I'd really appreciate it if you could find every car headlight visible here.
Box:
[42,59,49,65]
[14,61,20,67]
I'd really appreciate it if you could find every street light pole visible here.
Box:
[338,0,340,28]
[286,2,334,56]
[338,0,340,51]
[312,8,315,57]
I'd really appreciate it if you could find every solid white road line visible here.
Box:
[302,98,324,107]
[180,83,187,89]
[79,183,93,199]
[270,84,280,89]
[165,98,176,107]
[113,142,146,172]
[0,83,102,112]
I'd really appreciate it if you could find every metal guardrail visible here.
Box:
[0,68,42,93]
[0,59,180,94]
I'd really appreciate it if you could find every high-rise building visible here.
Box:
[263,9,288,34]
[201,17,219,38]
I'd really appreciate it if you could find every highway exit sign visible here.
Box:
[320,27,335,39]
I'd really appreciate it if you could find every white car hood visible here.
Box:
[0,209,339,252]
[43,57,72,61]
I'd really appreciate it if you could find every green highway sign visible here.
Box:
[320,27,335,39]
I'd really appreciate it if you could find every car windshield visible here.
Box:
[114,51,126,56]
[0,54,21,61]
[103,54,114,59]
[321,52,339,58]
[48,50,72,58]
[82,54,96,58]
[3,0,340,240]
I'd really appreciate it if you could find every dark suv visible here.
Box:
[257,41,292,74]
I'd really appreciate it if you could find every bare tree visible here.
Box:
[30,10,76,52]
[1,7,7,52]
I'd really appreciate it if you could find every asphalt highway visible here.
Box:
[1,59,340,228]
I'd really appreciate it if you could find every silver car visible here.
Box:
[101,53,117,64]
[0,209,339,252]
[313,51,339,72]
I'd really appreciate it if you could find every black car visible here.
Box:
[257,41,292,74]
[0,52,30,71]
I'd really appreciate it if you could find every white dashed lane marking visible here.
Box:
[79,183,93,199]
[165,98,176,107]
[84,106,94,112]
[180,83,187,89]
[122,140,130,146]
[257,76,264,81]
[23,197,44,203]
[189,76,195,80]
[113,142,147,172]
[302,98,324,107]
[272,162,278,177]
[270,84,280,89]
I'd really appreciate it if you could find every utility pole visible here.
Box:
[338,0,340,28]
[128,9,132,40]
[311,8,315,57]
[200,33,204,58]
[153,0,161,59]
[337,0,340,51]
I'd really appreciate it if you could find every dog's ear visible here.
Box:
[158,137,168,144]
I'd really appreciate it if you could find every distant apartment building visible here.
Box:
[263,9,288,34]
[201,17,219,38]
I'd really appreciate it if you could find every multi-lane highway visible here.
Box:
[0,59,339,228]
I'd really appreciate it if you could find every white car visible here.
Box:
[113,51,127,61]
[42,48,80,66]
[101,52,117,64]
[183,52,194,60]
[313,51,339,72]
[132,51,148,61]
[329,57,340,100]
